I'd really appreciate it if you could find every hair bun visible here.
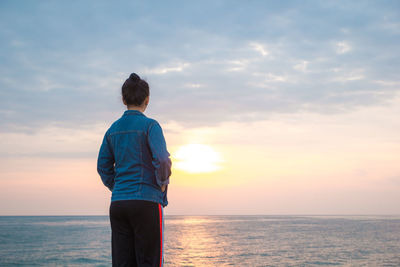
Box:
[129,73,140,82]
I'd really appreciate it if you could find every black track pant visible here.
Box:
[109,200,164,267]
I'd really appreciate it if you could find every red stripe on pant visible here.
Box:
[158,203,163,267]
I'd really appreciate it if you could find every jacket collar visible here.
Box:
[123,110,145,116]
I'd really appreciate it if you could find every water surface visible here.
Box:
[0,215,399,266]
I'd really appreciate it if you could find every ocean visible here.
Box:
[0,215,399,266]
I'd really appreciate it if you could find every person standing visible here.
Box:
[97,73,171,267]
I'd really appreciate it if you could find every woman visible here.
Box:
[97,73,171,267]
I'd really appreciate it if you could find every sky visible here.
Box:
[1,0,399,215]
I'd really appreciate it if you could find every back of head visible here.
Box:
[122,73,149,106]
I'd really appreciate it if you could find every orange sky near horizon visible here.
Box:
[1,94,399,215]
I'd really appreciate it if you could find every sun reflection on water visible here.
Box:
[164,216,228,266]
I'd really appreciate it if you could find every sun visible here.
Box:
[173,144,222,173]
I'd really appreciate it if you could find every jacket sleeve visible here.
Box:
[97,131,115,192]
[147,121,172,187]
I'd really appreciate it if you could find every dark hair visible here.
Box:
[121,73,149,106]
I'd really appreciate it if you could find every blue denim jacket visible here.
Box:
[97,110,171,207]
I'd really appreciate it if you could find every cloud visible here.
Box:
[331,68,365,82]
[249,42,269,56]
[293,61,309,72]
[0,125,104,159]
[184,83,204,88]
[387,176,400,186]
[336,41,352,54]
[144,62,190,75]
[225,59,249,71]
[0,0,399,133]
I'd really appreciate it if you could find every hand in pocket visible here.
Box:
[161,184,167,192]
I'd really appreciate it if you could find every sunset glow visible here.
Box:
[173,144,222,173]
